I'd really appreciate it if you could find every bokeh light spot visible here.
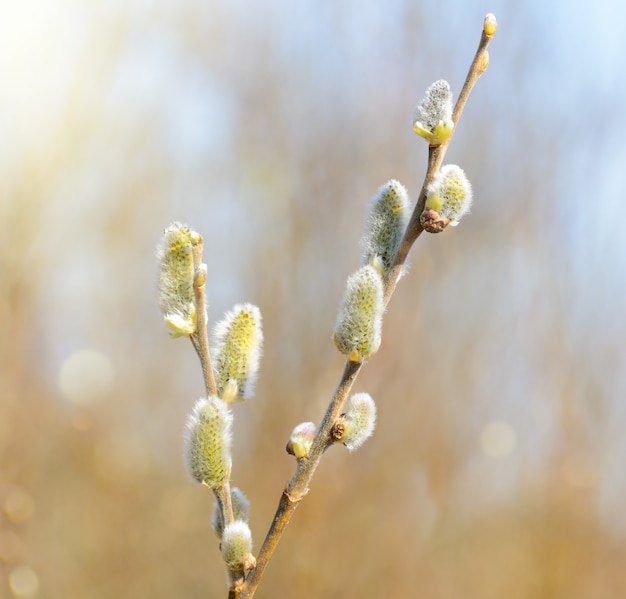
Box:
[9,565,39,597]
[479,421,517,459]
[58,349,115,406]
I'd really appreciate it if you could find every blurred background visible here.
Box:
[1,1,626,597]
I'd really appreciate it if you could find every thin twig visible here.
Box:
[190,237,218,397]
[202,482,238,589]
[188,239,238,576]
[213,482,242,590]
[213,482,235,529]
[231,16,496,599]
[238,360,362,599]
[385,23,494,305]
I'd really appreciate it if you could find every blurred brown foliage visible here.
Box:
[1,2,625,598]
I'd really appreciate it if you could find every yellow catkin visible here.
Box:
[212,304,263,402]
[157,222,198,337]
[184,397,232,488]
[334,265,384,362]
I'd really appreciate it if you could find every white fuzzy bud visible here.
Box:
[425,164,473,227]
[360,180,410,276]
[221,521,253,570]
[413,80,454,146]
[341,393,377,452]
[286,422,316,458]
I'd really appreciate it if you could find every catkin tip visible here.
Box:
[484,13,497,36]
[413,80,454,146]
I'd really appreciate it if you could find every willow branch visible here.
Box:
[385,18,495,304]
[238,360,362,599]
[213,482,234,529]
[233,14,496,599]
[189,240,236,575]
[189,237,217,397]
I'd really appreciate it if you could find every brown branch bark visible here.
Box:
[190,236,217,398]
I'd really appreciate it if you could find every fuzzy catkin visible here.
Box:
[425,164,473,224]
[413,79,454,145]
[184,396,232,488]
[341,393,377,451]
[221,521,253,569]
[157,222,199,337]
[212,304,263,402]
[334,265,384,362]
[361,180,410,276]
